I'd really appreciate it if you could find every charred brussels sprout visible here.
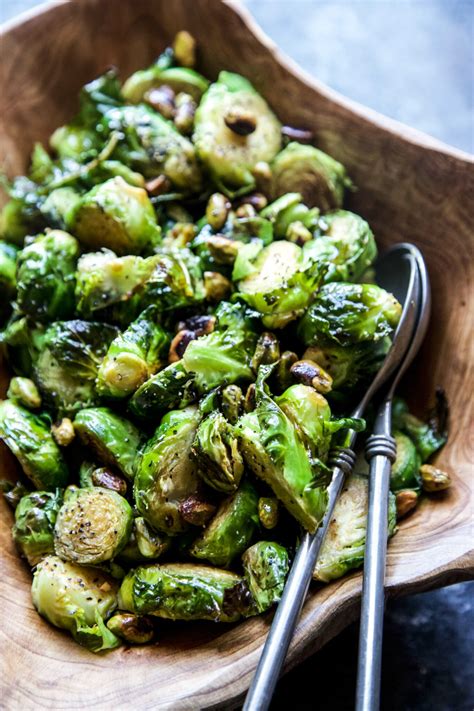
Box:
[192,411,244,494]
[392,396,448,462]
[16,230,79,322]
[130,303,257,418]
[66,177,161,255]
[390,431,422,492]
[270,142,352,210]
[304,210,377,283]
[7,377,41,410]
[96,307,170,399]
[12,490,63,566]
[101,104,202,191]
[54,486,133,565]
[242,541,289,613]
[298,282,402,347]
[73,408,141,480]
[0,400,68,490]
[194,72,282,191]
[34,320,119,416]
[236,241,324,328]
[31,555,120,651]
[118,563,250,622]
[134,406,201,533]
[189,480,259,567]
[313,475,397,582]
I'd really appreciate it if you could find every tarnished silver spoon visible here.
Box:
[243,243,422,711]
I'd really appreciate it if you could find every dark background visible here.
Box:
[1,1,473,709]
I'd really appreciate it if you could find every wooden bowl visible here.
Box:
[0,1,473,708]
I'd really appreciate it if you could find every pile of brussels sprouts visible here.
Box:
[0,32,451,651]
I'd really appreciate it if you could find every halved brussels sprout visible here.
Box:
[75,250,154,322]
[73,407,141,480]
[194,72,282,190]
[304,210,377,283]
[118,562,251,622]
[192,411,244,494]
[31,555,120,651]
[123,63,209,103]
[236,240,324,328]
[0,400,69,490]
[260,192,319,239]
[66,176,161,255]
[54,486,133,565]
[390,431,422,492]
[140,246,205,312]
[34,320,119,416]
[134,406,201,534]
[392,395,448,463]
[101,104,202,191]
[16,230,79,322]
[40,187,82,229]
[242,541,289,613]
[270,142,352,210]
[298,282,402,347]
[96,307,170,399]
[7,377,41,410]
[234,369,362,532]
[12,490,63,566]
[313,475,397,582]
[189,480,259,567]
[129,303,256,418]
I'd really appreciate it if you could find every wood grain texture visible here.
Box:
[0,0,473,708]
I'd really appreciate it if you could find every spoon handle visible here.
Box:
[355,403,397,711]
[243,464,347,711]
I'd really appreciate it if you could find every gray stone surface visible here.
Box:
[1,1,473,709]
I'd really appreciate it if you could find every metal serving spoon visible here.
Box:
[243,243,421,711]
[356,244,430,711]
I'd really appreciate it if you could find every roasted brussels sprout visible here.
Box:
[313,475,397,582]
[304,210,377,283]
[242,541,289,613]
[34,320,119,416]
[260,192,319,239]
[0,400,68,490]
[12,489,63,566]
[101,104,202,191]
[192,411,244,494]
[118,563,251,622]
[118,516,172,564]
[129,303,257,418]
[270,142,352,209]
[31,555,120,651]
[96,307,170,399]
[258,497,280,529]
[140,247,205,312]
[0,241,18,322]
[54,486,133,565]
[194,72,282,191]
[73,408,141,480]
[390,431,422,492]
[134,406,201,533]
[1,479,30,509]
[50,124,100,161]
[16,230,79,322]
[393,397,448,462]
[74,250,154,323]
[189,481,259,567]
[6,377,41,410]
[236,240,324,328]
[66,177,161,255]
[298,282,402,347]
[40,187,82,229]
[106,612,155,644]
